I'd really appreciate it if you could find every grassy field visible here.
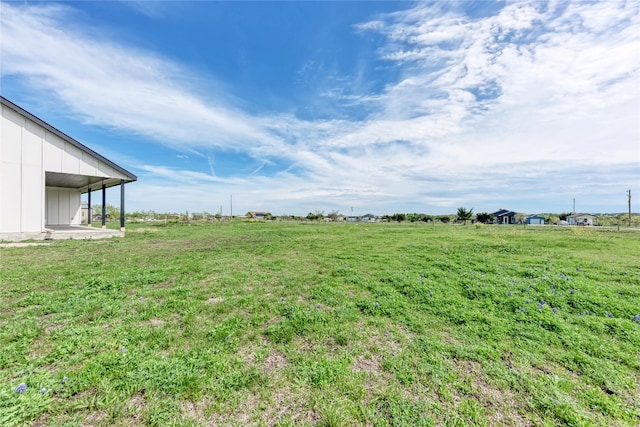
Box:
[1,221,639,426]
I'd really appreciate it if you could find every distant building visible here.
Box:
[80,202,89,224]
[361,214,378,222]
[567,213,595,226]
[248,211,267,220]
[525,215,545,225]
[492,209,517,224]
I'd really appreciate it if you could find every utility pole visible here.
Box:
[628,189,631,227]
[230,194,233,218]
[573,198,575,214]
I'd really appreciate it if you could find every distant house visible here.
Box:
[567,213,595,226]
[525,215,545,225]
[346,216,358,222]
[248,211,267,220]
[80,202,89,224]
[492,209,517,224]
[361,214,377,223]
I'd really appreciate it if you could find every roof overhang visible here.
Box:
[45,171,133,193]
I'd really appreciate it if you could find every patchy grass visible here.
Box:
[1,221,639,426]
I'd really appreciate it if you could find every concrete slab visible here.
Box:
[0,225,124,242]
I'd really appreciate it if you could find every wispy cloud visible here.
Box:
[1,1,637,214]
[1,3,272,149]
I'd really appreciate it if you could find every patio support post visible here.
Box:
[87,188,92,227]
[120,179,125,231]
[101,184,106,229]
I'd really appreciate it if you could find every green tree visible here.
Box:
[92,204,120,220]
[391,213,406,223]
[456,207,473,225]
[476,212,493,223]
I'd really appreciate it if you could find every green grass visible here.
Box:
[1,221,639,426]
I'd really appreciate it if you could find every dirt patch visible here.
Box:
[365,326,410,356]
[351,354,382,374]
[180,400,209,425]
[149,318,165,327]
[205,297,224,304]
[263,349,289,374]
[454,359,532,426]
[121,392,145,424]
[83,409,107,426]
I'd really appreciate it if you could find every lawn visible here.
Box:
[1,221,639,426]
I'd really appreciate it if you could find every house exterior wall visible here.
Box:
[45,187,82,226]
[43,128,124,179]
[1,104,45,233]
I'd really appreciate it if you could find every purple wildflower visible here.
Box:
[40,388,48,394]
[120,347,127,353]
[606,312,614,318]
[552,307,558,314]
[16,383,27,393]
[633,315,639,322]
[508,291,513,297]
[316,304,321,309]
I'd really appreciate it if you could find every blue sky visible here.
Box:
[1,1,638,216]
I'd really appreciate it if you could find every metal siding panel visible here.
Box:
[0,162,21,232]
[23,120,44,166]
[79,152,99,175]
[96,161,116,178]
[58,190,70,225]
[70,191,82,225]
[1,108,23,165]
[44,132,64,172]
[62,142,81,174]
[21,164,43,232]
[46,188,59,225]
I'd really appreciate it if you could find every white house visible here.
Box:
[1,97,136,241]
[361,214,378,222]
[566,213,596,226]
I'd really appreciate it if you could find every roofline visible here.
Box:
[1,96,137,182]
